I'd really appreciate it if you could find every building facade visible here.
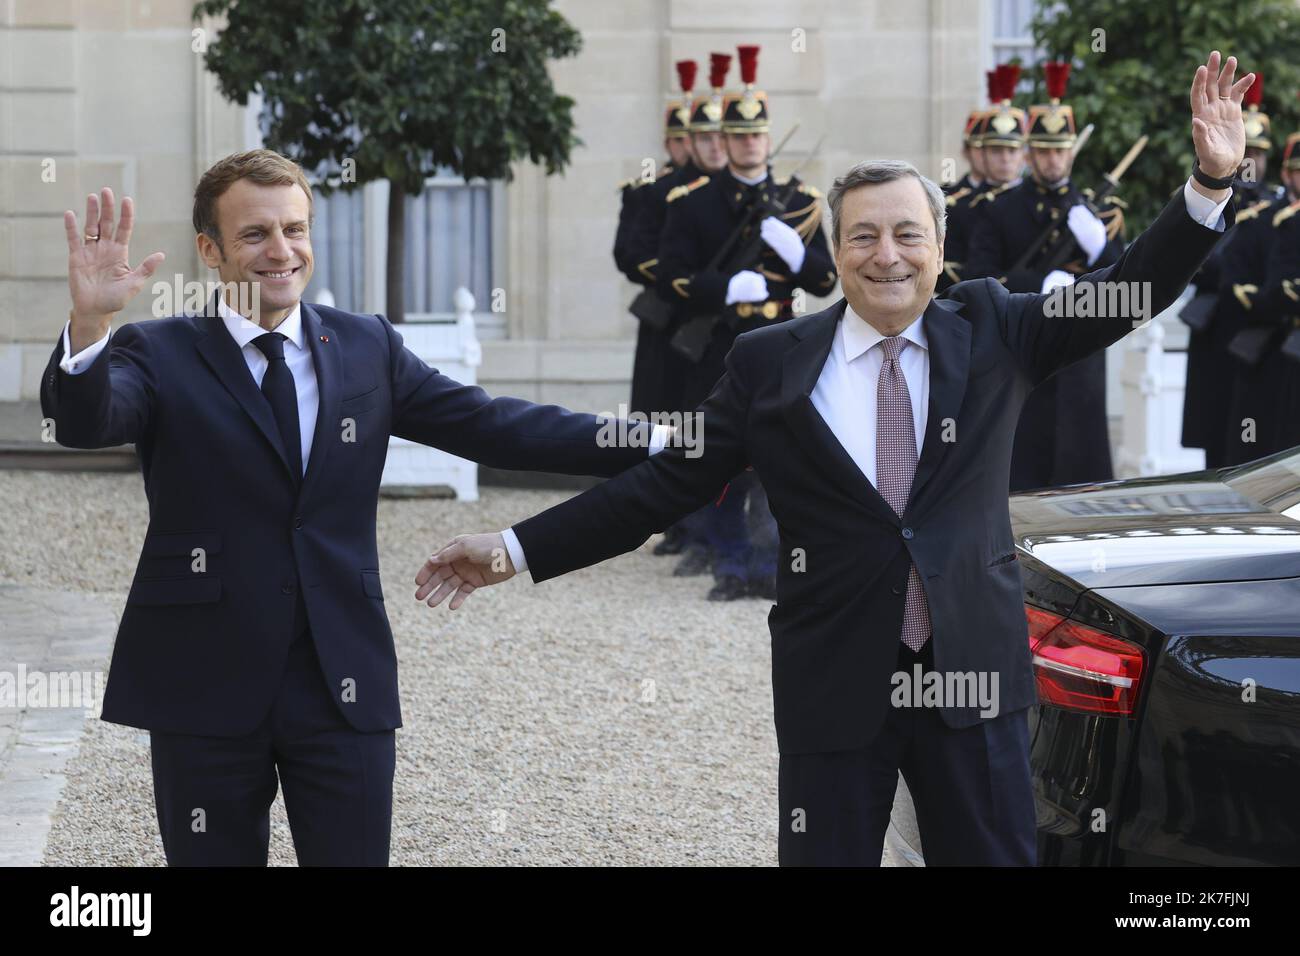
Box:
[2,0,1027,413]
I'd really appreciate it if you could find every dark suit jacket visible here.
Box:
[40,303,652,737]
[513,189,1232,755]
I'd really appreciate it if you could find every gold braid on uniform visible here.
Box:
[945,186,972,207]
[1237,198,1273,223]
[969,181,1015,209]
[1097,197,1126,242]
[1272,201,1300,228]
[778,182,824,243]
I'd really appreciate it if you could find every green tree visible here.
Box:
[1028,0,1300,232]
[193,0,582,321]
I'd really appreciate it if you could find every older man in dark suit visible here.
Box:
[416,53,1249,865]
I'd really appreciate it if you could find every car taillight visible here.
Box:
[1024,605,1145,716]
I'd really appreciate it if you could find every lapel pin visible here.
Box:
[320,335,329,343]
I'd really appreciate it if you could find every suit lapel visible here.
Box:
[297,303,341,505]
[781,301,899,526]
[908,297,971,510]
[780,297,973,522]
[193,305,298,484]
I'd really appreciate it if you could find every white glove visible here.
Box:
[760,216,807,273]
[1041,269,1075,294]
[1067,204,1107,265]
[725,270,769,305]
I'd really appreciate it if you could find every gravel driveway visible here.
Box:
[1,471,792,865]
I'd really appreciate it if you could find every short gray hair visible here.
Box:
[826,159,946,251]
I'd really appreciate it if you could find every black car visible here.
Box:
[887,447,1300,866]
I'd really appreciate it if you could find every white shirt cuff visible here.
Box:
[1183,178,1230,233]
[501,527,528,575]
[59,321,110,374]
[649,423,671,455]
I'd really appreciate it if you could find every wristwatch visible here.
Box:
[1192,160,1236,191]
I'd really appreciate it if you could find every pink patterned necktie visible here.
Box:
[875,336,932,651]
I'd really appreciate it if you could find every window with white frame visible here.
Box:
[985,0,1042,96]
[302,174,498,329]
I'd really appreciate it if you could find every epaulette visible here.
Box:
[666,176,710,203]
[1236,198,1272,222]
[945,186,972,207]
[1272,201,1300,228]
[970,182,1014,207]
[617,175,646,192]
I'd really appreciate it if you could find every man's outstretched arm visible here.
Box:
[414,341,755,609]
[383,317,670,479]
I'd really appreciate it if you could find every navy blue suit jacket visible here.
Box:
[41,303,651,736]
[512,190,1232,755]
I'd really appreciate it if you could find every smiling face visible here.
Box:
[196,179,314,328]
[834,177,943,335]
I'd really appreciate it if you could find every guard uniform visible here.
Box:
[624,60,698,417]
[963,61,1125,491]
[657,45,837,599]
[1183,80,1286,466]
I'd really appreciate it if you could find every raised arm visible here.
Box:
[995,51,1248,385]
[40,188,166,448]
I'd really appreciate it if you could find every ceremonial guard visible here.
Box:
[1182,73,1286,466]
[939,64,1027,292]
[622,54,732,558]
[657,44,837,599]
[964,61,1126,491]
[1220,126,1300,463]
[621,59,698,423]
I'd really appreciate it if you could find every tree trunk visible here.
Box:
[386,179,406,323]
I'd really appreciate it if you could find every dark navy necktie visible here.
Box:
[252,332,303,482]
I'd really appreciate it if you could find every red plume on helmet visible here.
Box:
[737,44,760,85]
[1245,70,1263,109]
[708,52,731,90]
[986,69,999,104]
[996,63,1021,102]
[675,60,697,95]
[1043,61,1071,102]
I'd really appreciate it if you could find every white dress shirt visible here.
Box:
[811,306,929,488]
[60,297,319,475]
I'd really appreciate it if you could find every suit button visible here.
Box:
[281,582,296,595]
[901,527,914,540]
[294,516,303,529]
[891,586,903,595]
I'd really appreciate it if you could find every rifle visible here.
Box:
[1009,131,1146,277]
[670,134,824,362]
[629,125,801,333]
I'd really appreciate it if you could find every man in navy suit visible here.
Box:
[414,53,1250,865]
[42,149,665,865]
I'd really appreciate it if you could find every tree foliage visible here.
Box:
[1027,0,1300,231]
[193,0,582,319]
